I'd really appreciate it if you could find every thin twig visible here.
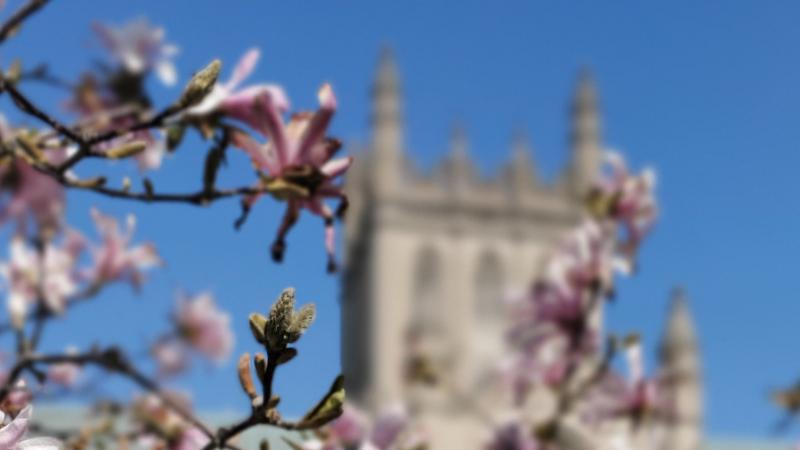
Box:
[0,0,50,45]
[1,80,86,144]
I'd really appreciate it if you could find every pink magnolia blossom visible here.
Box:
[0,406,60,450]
[0,116,66,232]
[174,291,234,363]
[329,405,369,446]
[0,380,31,417]
[186,47,289,129]
[132,392,190,434]
[47,347,81,387]
[484,419,540,450]
[172,426,210,450]
[505,221,618,393]
[493,151,660,447]
[363,405,427,450]
[303,404,426,450]
[0,160,64,232]
[152,292,234,375]
[88,208,161,289]
[47,362,80,387]
[151,338,187,377]
[1,232,84,329]
[591,340,662,426]
[93,18,179,86]
[592,151,657,262]
[65,79,168,172]
[229,84,351,272]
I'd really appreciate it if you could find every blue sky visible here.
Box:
[0,0,798,440]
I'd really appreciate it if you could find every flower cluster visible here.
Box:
[300,404,428,450]
[493,151,660,448]
[151,291,235,376]
[131,392,209,450]
[0,5,358,449]
[0,116,68,232]
[189,49,351,272]
[0,209,160,329]
[0,405,60,450]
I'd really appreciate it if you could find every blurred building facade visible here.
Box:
[340,50,702,450]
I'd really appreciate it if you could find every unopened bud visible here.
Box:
[72,176,107,188]
[122,176,132,192]
[178,59,221,108]
[105,141,147,159]
[237,353,258,400]
[5,60,21,84]
[248,313,267,344]
[266,288,296,350]
[166,125,186,151]
[14,134,42,162]
[286,304,315,344]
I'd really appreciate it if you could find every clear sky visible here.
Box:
[1,0,798,441]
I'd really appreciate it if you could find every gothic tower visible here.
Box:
[565,69,603,198]
[340,51,701,449]
[659,289,703,450]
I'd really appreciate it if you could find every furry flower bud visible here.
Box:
[178,59,221,108]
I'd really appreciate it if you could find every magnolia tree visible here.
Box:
[0,2,672,450]
[0,1,358,449]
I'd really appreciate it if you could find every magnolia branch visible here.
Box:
[0,77,285,210]
[0,348,217,441]
[0,0,50,45]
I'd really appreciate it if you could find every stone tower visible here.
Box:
[659,289,703,450]
[340,51,702,449]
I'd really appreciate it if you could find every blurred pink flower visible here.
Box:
[47,348,81,387]
[609,341,661,424]
[172,426,210,450]
[93,18,179,85]
[174,292,234,364]
[0,116,66,232]
[365,406,408,450]
[1,239,39,329]
[328,405,368,446]
[1,233,84,329]
[47,362,80,387]
[229,83,351,271]
[484,419,540,450]
[152,292,234,375]
[132,392,190,433]
[593,151,657,261]
[303,404,425,450]
[0,161,65,232]
[151,338,187,377]
[0,405,60,450]
[505,221,617,392]
[88,208,161,289]
[0,380,30,417]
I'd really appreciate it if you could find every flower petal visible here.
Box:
[296,83,337,164]
[320,156,353,178]
[226,48,261,91]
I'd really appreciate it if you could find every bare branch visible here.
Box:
[0,0,50,45]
